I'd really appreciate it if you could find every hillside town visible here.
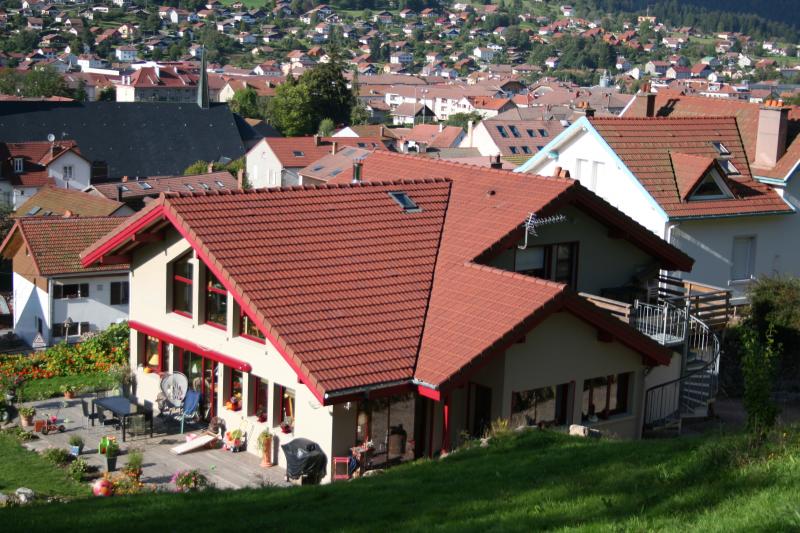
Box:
[0,0,799,527]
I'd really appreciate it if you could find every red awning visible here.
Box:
[129,320,253,372]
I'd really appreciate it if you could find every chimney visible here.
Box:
[237,169,245,189]
[313,134,321,146]
[116,185,124,202]
[553,166,563,178]
[379,126,385,138]
[331,141,338,155]
[755,99,790,169]
[584,106,595,118]
[121,175,128,182]
[490,154,502,169]
[438,122,444,132]
[352,160,363,184]
[207,162,214,173]
[63,209,73,218]
[467,120,474,147]
[645,93,656,118]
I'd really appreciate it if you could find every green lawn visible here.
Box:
[19,374,118,402]
[2,427,800,531]
[0,433,89,500]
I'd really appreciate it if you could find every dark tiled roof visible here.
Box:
[92,171,238,201]
[589,116,792,218]
[0,101,246,179]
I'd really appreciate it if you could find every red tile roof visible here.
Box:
[14,186,125,218]
[671,153,716,200]
[83,154,686,399]
[1,216,128,276]
[589,116,791,218]
[92,171,238,201]
[250,136,389,168]
[0,141,84,187]
[625,92,800,180]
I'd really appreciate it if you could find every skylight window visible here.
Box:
[521,146,532,154]
[312,165,324,172]
[496,125,508,138]
[200,182,210,190]
[342,148,355,156]
[357,142,367,148]
[120,185,130,192]
[185,184,195,191]
[388,191,421,212]
[509,125,521,138]
[42,211,53,216]
[720,160,740,175]
[26,206,41,216]
[712,141,730,155]
[293,150,305,157]
[526,129,536,137]
[138,182,153,190]
[509,146,519,154]
[538,129,549,137]
[215,180,225,188]
[329,168,342,177]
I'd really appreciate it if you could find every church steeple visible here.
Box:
[197,47,209,109]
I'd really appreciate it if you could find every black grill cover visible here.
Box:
[281,438,327,481]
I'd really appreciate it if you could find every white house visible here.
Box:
[0,217,130,347]
[115,45,137,62]
[516,106,798,302]
[0,140,92,209]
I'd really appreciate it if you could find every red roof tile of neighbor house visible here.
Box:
[589,116,792,218]
[0,141,85,187]
[82,154,686,399]
[671,152,718,200]
[251,136,389,168]
[1,216,128,276]
[625,92,800,180]
[14,186,125,218]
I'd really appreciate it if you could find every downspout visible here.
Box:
[47,278,53,346]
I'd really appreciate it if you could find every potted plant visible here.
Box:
[280,419,293,434]
[256,429,273,467]
[19,406,35,427]
[255,405,267,424]
[99,436,119,472]
[61,384,76,399]
[68,435,84,456]
[123,449,144,482]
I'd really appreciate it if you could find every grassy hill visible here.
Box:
[3,427,800,531]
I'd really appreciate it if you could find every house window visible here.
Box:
[53,283,89,299]
[509,125,521,138]
[172,253,193,317]
[581,373,631,421]
[141,335,163,372]
[63,165,73,181]
[274,384,295,430]
[205,268,227,329]
[712,141,730,155]
[521,146,532,154]
[53,321,89,338]
[229,368,244,405]
[252,377,269,417]
[239,309,265,342]
[731,236,756,282]
[515,242,578,288]
[13,158,23,173]
[526,129,536,137]
[515,246,549,278]
[509,146,518,154]
[110,281,129,305]
[553,243,578,287]
[538,129,548,137]
[691,175,726,198]
[511,382,571,427]
[496,125,508,138]
[180,349,218,420]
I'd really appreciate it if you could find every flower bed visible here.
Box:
[0,323,129,389]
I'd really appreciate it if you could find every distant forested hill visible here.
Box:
[574,0,799,41]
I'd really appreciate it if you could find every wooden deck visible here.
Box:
[19,396,291,490]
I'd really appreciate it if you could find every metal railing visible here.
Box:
[632,299,687,345]
[642,305,721,431]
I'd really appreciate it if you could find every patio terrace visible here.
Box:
[18,395,291,490]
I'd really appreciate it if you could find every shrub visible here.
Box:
[42,448,72,466]
[172,469,210,492]
[67,457,88,481]
[741,324,781,437]
[68,435,84,448]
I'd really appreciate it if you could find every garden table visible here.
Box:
[92,395,153,442]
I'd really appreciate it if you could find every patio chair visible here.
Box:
[179,390,201,434]
[81,398,101,429]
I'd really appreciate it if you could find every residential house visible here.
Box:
[90,172,239,211]
[80,151,694,482]
[516,109,797,302]
[115,45,137,62]
[15,186,132,219]
[116,65,198,103]
[391,102,435,126]
[472,47,495,62]
[0,140,92,209]
[460,117,567,158]
[395,124,466,153]
[297,146,373,185]
[0,216,130,347]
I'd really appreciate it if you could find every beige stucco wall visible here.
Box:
[129,228,335,481]
[437,311,650,449]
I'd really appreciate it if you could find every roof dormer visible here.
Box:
[671,152,734,202]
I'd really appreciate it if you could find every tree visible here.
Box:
[741,324,780,437]
[229,87,262,119]
[317,118,335,136]
[300,61,354,126]
[350,101,370,126]
[21,67,71,98]
[268,80,315,136]
[184,160,212,175]
[0,69,21,96]
[446,112,483,129]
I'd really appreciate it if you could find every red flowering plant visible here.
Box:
[171,469,210,492]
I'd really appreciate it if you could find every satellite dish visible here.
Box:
[47,133,55,143]
[160,372,189,407]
